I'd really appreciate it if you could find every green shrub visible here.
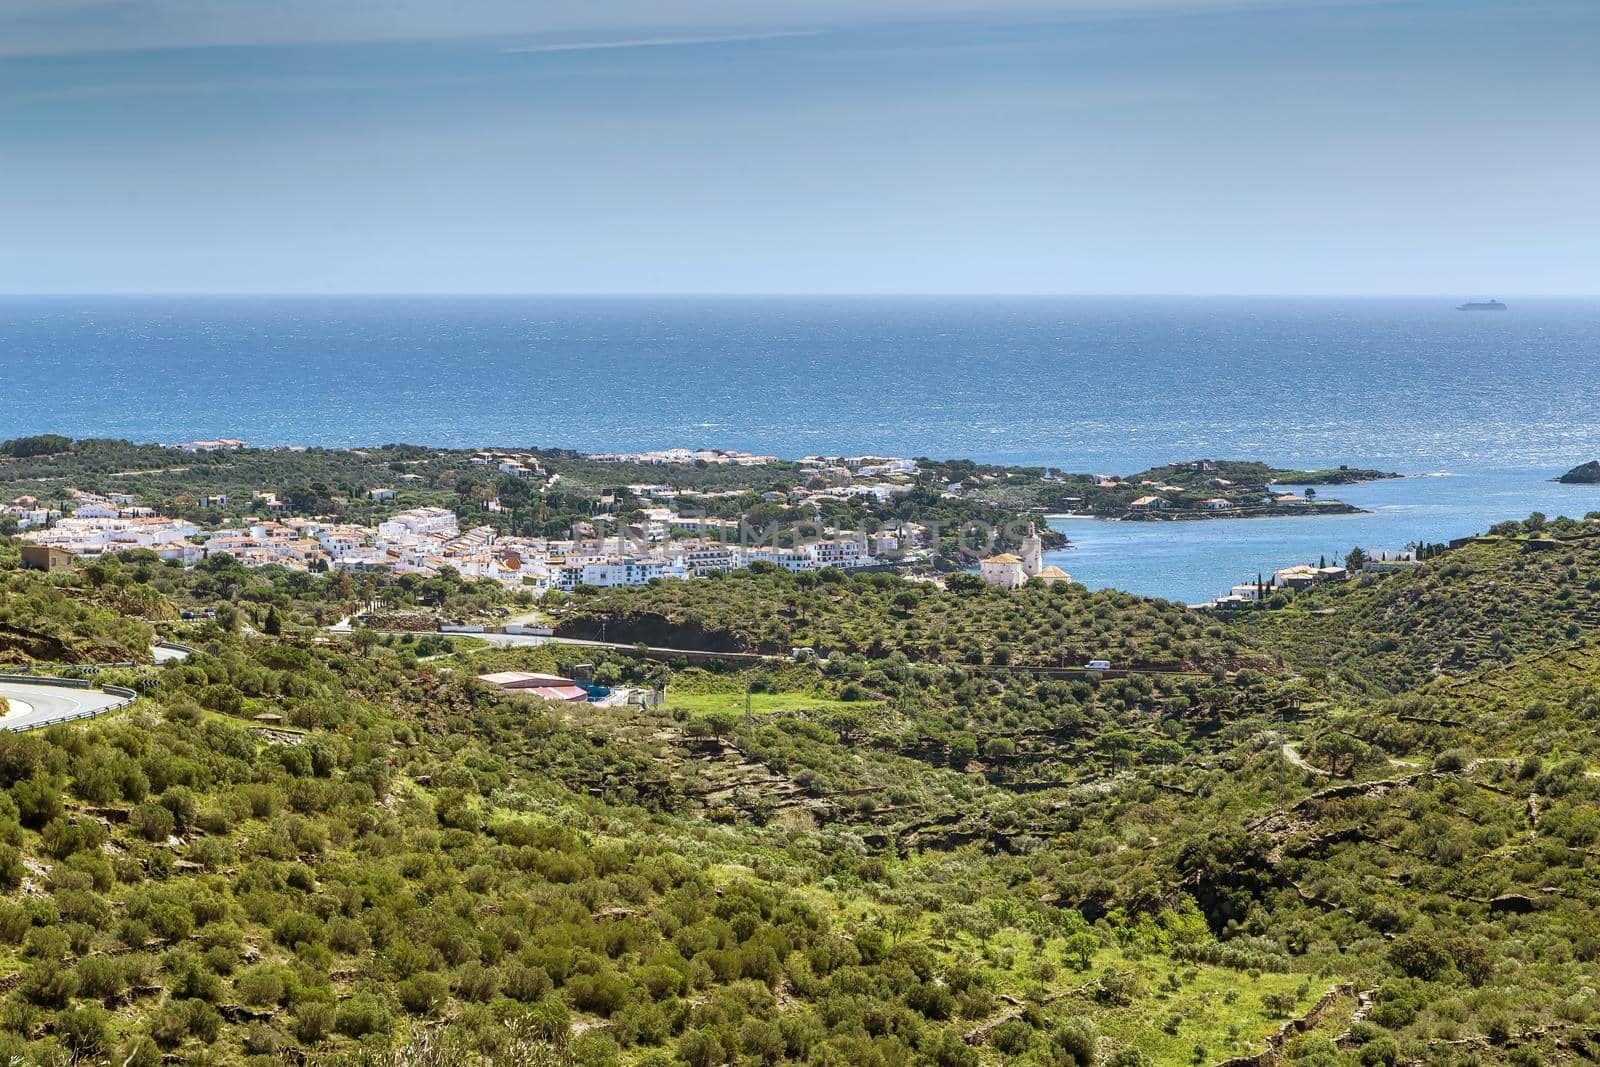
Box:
[12,777,63,829]
[335,993,392,1038]
[74,955,126,1001]
[398,972,449,1016]
[1051,1017,1098,1067]
[55,1003,114,1059]
[234,964,286,1007]
[130,802,176,842]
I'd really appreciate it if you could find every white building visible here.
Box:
[1020,524,1043,576]
[742,547,815,572]
[978,552,1026,589]
[378,507,459,540]
[312,524,376,561]
[980,525,1066,589]
[177,439,246,452]
[809,538,876,569]
[672,541,740,575]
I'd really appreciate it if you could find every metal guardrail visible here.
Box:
[0,662,137,674]
[155,641,201,657]
[0,677,139,732]
[0,674,93,689]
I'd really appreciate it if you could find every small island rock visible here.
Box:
[1557,461,1600,484]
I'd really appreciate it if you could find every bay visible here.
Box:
[3,294,1597,602]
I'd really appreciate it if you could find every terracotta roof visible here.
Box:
[983,553,1023,564]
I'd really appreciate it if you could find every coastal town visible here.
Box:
[10,492,900,595]
[0,437,1411,603]
[1,442,964,595]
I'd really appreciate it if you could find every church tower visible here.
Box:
[1021,523,1043,578]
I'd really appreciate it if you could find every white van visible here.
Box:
[1084,659,1111,671]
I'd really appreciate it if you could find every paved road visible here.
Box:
[0,681,126,732]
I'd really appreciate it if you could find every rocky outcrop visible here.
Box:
[1557,461,1600,484]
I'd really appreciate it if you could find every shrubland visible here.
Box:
[0,520,1596,1065]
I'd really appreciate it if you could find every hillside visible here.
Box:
[554,568,1263,672]
[0,568,157,665]
[0,530,1596,1065]
[1231,528,1600,694]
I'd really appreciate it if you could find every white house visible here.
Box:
[979,552,1026,589]
[378,507,459,540]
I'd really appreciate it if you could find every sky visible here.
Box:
[0,0,1595,294]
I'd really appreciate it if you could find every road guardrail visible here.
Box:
[0,677,139,732]
[0,674,94,689]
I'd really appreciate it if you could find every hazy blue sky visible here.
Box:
[1,0,1594,294]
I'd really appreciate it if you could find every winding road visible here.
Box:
[0,642,183,732]
[0,680,126,732]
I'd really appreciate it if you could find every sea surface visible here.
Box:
[2,296,1597,603]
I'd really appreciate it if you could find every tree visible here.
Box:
[698,710,740,741]
[263,606,283,636]
[1344,547,1369,572]
[1445,936,1493,987]
[1262,990,1298,1016]
[1311,731,1366,776]
[982,737,1017,762]
[1065,931,1099,970]
[352,628,380,658]
[946,573,985,594]
[1388,933,1451,980]
[1050,1018,1098,1067]
[824,709,866,742]
[1097,730,1137,768]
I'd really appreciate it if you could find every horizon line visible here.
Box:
[0,291,1593,299]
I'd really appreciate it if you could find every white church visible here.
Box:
[978,524,1073,589]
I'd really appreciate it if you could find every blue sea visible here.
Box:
[2,296,1597,603]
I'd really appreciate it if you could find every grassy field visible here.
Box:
[663,689,881,720]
